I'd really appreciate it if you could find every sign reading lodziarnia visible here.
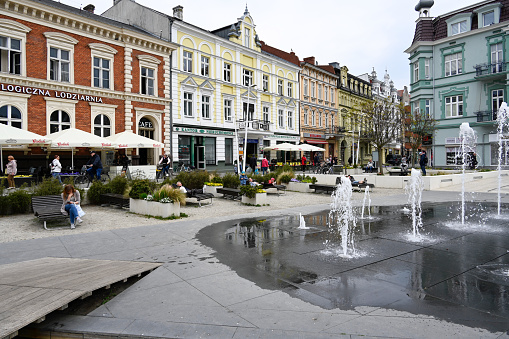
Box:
[0,83,103,103]
[174,127,235,136]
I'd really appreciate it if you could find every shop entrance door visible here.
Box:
[196,146,206,170]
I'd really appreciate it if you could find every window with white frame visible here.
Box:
[331,89,334,103]
[49,110,71,133]
[202,95,210,119]
[243,102,254,121]
[287,82,292,97]
[224,99,232,122]
[445,95,463,118]
[243,69,253,86]
[425,99,431,118]
[413,61,419,82]
[0,105,22,128]
[492,89,504,112]
[303,108,308,125]
[0,36,21,75]
[183,51,192,73]
[223,62,231,82]
[303,79,308,96]
[325,113,329,128]
[244,28,250,48]
[49,47,70,82]
[201,56,209,77]
[319,112,323,127]
[278,79,283,95]
[311,82,316,98]
[287,111,293,129]
[318,84,322,99]
[491,43,503,72]
[141,67,155,95]
[184,92,193,117]
[324,87,328,101]
[425,59,430,79]
[93,114,111,137]
[331,114,334,128]
[278,109,284,128]
[263,106,270,122]
[445,53,462,76]
[93,57,110,89]
[311,110,316,126]
[451,20,467,35]
[483,11,495,26]
[262,74,269,91]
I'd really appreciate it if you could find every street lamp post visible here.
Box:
[242,84,256,174]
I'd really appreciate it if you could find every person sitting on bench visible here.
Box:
[176,181,189,194]
[347,175,366,185]
[240,171,248,186]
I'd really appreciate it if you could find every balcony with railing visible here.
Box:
[475,110,497,122]
[474,62,507,79]
[325,126,346,136]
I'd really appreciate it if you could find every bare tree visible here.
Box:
[405,109,437,168]
[361,97,404,174]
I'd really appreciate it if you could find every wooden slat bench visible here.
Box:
[100,193,130,208]
[309,184,336,194]
[32,195,67,230]
[262,183,286,195]
[186,190,214,207]
[216,187,241,200]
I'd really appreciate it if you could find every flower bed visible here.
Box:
[129,198,180,217]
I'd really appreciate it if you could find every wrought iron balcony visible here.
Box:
[474,62,507,78]
[475,110,497,122]
[325,126,346,135]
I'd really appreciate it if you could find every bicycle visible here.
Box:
[74,165,111,187]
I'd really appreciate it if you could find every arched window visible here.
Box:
[0,105,22,128]
[50,110,71,133]
[94,114,111,137]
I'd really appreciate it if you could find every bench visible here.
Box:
[309,184,336,194]
[354,182,375,192]
[216,187,241,200]
[100,193,130,208]
[186,189,214,207]
[32,195,67,230]
[388,169,408,176]
[262,183,286,195]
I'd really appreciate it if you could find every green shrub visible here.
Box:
[32,177,63,196]
[6,189,32,214]
[211,175,223,184]
[174,170,209,189]
[276,170,295,184]
[88,181,109,205]
[108,175,128,195]
[240,184,263,198]
[295,175,317,184]
[222,172,240,188]
[128,179,154,199]
[0,195,9,215]
[153,184,186,205]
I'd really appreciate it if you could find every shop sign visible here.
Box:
[174,127,235,136]
[239,138,258,144]
[303,133,325,139]
[263,134,299,140]
[445,137,462,144]
[0,83,103,103]
[139,120,153,128]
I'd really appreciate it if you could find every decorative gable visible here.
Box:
[199,80,215,92]
[181,76,198,88]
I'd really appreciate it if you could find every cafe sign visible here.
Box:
[1,83,103,103]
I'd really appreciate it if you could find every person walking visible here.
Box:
[86,150,103,181]
[301,155,307,173]
[61,184,82,229]
[5,155,17,189]
[261,156,269,175]
[51,155,63,184]
[419,151,428,176]
[249,155,257,173]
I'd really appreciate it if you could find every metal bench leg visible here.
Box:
[44,221,48,230]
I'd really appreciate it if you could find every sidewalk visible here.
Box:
[1,182,509,338]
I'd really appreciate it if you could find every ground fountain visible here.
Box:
[405,168,424,240]
[360,186,372,220]
[298,212,309,229]
[327,176,356,257]
[459,122,477,225]
[497,102,509,215]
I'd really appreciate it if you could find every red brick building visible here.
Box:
[0,0,177,171]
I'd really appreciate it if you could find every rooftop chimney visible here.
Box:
[173,5,183,20]
[83,4,95,13]
[329,62,340,69]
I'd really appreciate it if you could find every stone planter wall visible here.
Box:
[129,198,180,217]
[241,192,267,205]
[203,185,223,197]
[286,182,313,193]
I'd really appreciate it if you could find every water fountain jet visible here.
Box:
[496,102,509,215]
[459,122,477,225]
[328,176,356,256]
[405,168,424,239]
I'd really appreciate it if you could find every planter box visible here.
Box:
[241,192,267,205]
[129,198,180,217]
[286,182,313,193]
[203,185,223,197]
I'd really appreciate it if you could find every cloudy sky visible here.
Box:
[63,0,481,89]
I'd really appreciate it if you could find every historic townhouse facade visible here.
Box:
[104,4,300,169]
[0,0,176,169]
[334,64,373,166]
[298,57,339,160]
[406,0,509,168]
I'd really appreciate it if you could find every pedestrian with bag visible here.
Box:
[61,184,83,229]
[5,155,16,189]
[51,155,63,184]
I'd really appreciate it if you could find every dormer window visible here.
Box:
[483,11,495,27]
[474,3,502,29]
[451,21,467,35]
[446,13,471,37]
[244,28,250,48]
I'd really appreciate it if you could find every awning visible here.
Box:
[305,139,328,145]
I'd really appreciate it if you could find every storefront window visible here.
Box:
[225,138,233,165]
[178,135,191,165]
[204,137,216,165]
[446,147,461,165]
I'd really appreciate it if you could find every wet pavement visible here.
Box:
[6,189,509,338]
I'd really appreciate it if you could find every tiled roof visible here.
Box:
[259,41,300,67]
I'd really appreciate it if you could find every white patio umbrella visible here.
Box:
[263,142,302,164]
[298,143,325,152]
[106,131,164,149]
[45,128,116,169]
[0,124,51,170]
